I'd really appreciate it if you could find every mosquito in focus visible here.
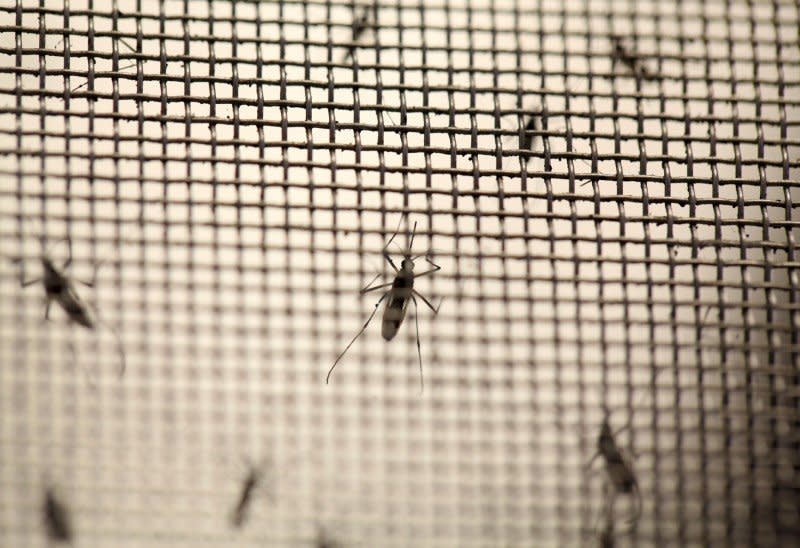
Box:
[230,459,271,529]
[326,217,442,392]
[610,35,655,80]
[43,485,73,543]
[342,3,376,63]
[514,107,542,164]
[14,241,126,378]
[586,409,642,529]
[460,106,544,166]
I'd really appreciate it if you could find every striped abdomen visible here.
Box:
[381,274,413,341]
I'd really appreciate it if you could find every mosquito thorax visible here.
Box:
[599,422,614,451]
[42,258,65,294]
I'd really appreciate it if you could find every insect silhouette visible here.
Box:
[326,217,442,391]
[342,4,376,63]
[43,486,73,543]
[596,502,616,548]
[586,411,642,528]
[590,489,635,548]
[610,35,655,80]
[515,108,542,162]
[15,241,126,378]
[230,460,270,529]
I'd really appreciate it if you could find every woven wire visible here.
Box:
[0,0,798,546]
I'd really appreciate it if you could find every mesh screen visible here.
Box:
[1,0,799,546]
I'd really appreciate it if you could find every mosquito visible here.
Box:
[596,499,617,548]
[230,460,270,529]
[326,217,442,392]
[515,108,542,162]
[43,486,73,543]
[586,410,643,528]
[314,525,343,548]
[342,4,376,63]
[610,35,655,80]
[587,482,638,548]
[15,241,126,378]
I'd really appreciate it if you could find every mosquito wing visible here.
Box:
[381,287,412,341]
[56,283,94,329]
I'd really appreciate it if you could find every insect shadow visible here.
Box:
[585,406,643,534]
[11,239,126,379]
[43,484,73,544]
[326,215,442,392]
[230,457,272,529]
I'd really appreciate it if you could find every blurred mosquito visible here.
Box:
[583,485,637,548]
[586,408,642,529]
[43,485,73,543]
[342,3,376,63]
[230,458,271,529]
[326,216,442,392]
[314,525,343,548]
[13,240,126,378]
[610,35,655,80]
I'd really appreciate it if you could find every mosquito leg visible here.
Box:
[411,289,441,314]
[359,273,383,293]
[412,296,423,393]
[107,321,126,378]
[627,483,643,529]
[360,279,395,295]
[383,252,399,273]
[44,298,51,321]
[411,267,440,279]
[409,255,442,279]
[22,277,41,288]
[585,450,602,473]
[326,293,387,384]
[76,255,111,288]
[89,297,124,378]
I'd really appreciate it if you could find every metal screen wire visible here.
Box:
[0,0,799,546]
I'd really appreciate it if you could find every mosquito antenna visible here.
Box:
[383,213,407,254]
[326,294,387,384]
[412,297,424,393]
[408,221,418,255]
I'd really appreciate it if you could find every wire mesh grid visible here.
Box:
[0,0,798,546]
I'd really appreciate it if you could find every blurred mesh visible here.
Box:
[0,1,799,547]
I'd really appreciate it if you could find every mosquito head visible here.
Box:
[598,420,614,451]
[401,258,415,271]
[41,256,66,295]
